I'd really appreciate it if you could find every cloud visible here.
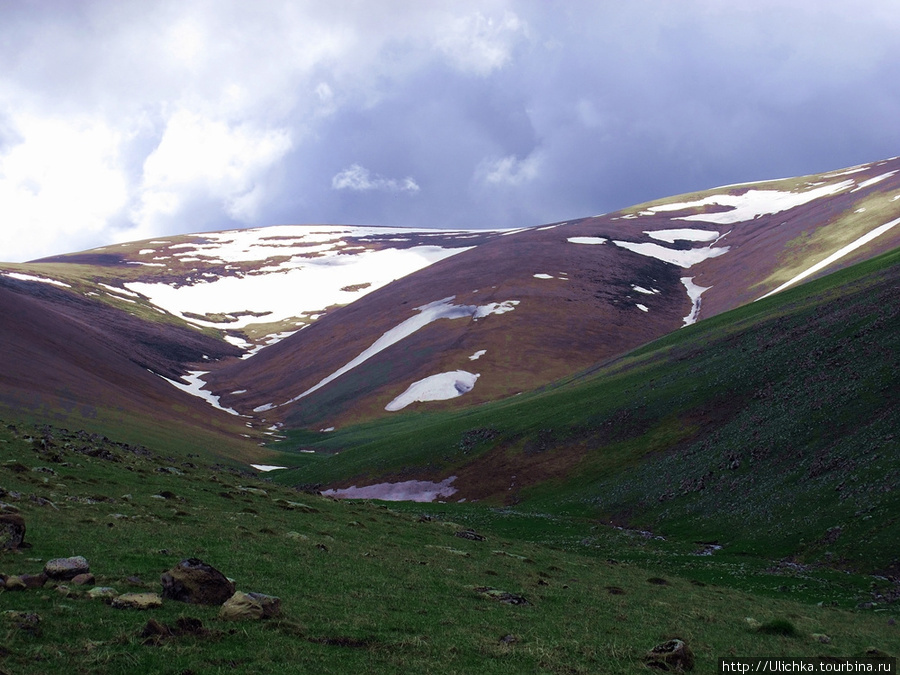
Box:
[476,152,541,187]
[332,164,420,193]
[132,110,292,231]
[436,10,527,76]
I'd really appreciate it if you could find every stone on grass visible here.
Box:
[44,556,90,580]
[71,573,95,586]
[160,558,235,605]
[87,587,118,600]
[111,592,163,610]
[219,591,282,621]
[0,513,26,550]
[645,638,694,672]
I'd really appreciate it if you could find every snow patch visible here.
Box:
[632,285,657,295]
[259,296,519,410]
[636,304,649,312]
[322,476,458,502]
[645,228,720,243]
[612,241,729,267]
[758,216,900,300]
[385,371,480,411]
[160,371,243,416]
[680,277,711,326]
[250,464,286,472]
[533,273,554,279]
[568,236,607,245]
[469,349,487,361]
[647,180,854,224]
[851,170,898,192]
[2,272,71,288]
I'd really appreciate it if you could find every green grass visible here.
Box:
[1,421,898,674]
[265,246,900,574]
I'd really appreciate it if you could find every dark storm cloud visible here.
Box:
[1,1,898,261]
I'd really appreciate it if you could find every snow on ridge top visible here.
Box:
[256,295,520,412]
[646,180,854,225]
[385,370,480,411]
[125,244,475,332]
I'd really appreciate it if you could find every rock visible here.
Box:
[3,576,27,591]
[219,591,282,621]
[475,587,530,605]
[44,556,90,580]
[71,573,95,586]
[645,638,694,672]
[2,611,41,636]
[0,513,26,550]
[19,573,47,589]
[455,529,486,541]
[111,592,163,610]
[87,587,118,600]
[812,633,832,644]
[160,558,235,605]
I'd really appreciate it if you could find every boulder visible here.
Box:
[71,573,95,586]
[645,638,694,672]
[160,558,235,605]
[44,556,90,580]
[0,513,26,550]
[219,591,282,621]
[111,592,163,610]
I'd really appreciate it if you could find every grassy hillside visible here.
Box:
[267,247,900,574]
[1,421,897,674]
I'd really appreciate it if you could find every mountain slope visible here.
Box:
[2,156,898,441]
[267,245,900,572]
[207,156,900,429]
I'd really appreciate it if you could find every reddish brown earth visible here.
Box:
[0,276,257,457]
[205,158,900,429]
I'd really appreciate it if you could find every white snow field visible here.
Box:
[385,370,480,411]
[2,272,71,288]
[123,226,496,335]
[680,277,711,326]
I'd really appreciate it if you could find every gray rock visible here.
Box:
[111,593,163,610]
[44,556,90,580]
[161,558,235,605]
[645,638,694,672]
[0,513,26,550]
[219,591,281,621]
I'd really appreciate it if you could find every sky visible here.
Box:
[1,1,899,263]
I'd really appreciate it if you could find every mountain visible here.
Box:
[1,156,899,442]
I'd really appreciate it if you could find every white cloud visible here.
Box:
[477,152,541,187]
[437,10,527,76]
[132,110,292,230]
[0,115,128,261]
[332,164,420,193]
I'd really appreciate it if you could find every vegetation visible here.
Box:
[1,421,897,674]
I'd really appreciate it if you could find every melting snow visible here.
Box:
[646,180,854,224]
[680,277,711,326]
[322,476,458,502]
[636,304,649,312]
[125,244,473,331]
[258,296,518,411]
[160,371,243,416]
[533,273,554,279]
[568,237,608,245]
[612,241,729,267]
[469,349,487,361]
[645,228,720,243]
[758,216,900,300]
[2,272,71,288]
[632,285,657,295]
[385,370,480,411]
[851,170,898,192]
[250,464,286,472]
